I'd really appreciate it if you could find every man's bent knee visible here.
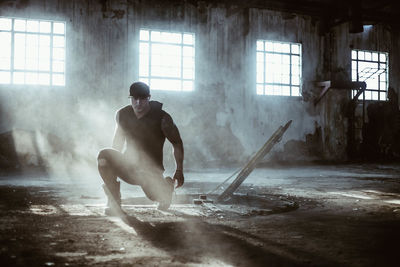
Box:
[97,149,112,167]
[98,158,108,167]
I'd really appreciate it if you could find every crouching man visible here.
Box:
[97,82,184,215]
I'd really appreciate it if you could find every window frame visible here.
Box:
[256,40,302,97]
[138,28,195,92]
[0,16,66,87]
[351,49,388,101]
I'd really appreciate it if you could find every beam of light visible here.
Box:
[329,191,374,199]
[384,200,400,205]
[59,204,95,216]
[107,216,138,235]
[29,205,58,215]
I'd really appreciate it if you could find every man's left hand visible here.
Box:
[173,170,184,188]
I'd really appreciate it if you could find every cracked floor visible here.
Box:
[1,163,400,266]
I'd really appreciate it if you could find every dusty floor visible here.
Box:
[1,164,400,266]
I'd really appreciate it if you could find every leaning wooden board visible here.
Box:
[217,120,292,202]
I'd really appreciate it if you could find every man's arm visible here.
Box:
[112,124,125,151]
[161,113,184,188]
[112,112,125,151]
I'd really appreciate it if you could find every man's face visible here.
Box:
[131,95,150,113]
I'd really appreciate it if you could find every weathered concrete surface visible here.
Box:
[0,163,399,266]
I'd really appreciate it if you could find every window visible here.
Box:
[0,17,65,86]
[138,29,195,91]
[351,49,388,101]
[256,40,301,96]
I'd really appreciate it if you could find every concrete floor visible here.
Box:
[0,163,399,266]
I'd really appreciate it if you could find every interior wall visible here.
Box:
[318,22,400,159]
[0,0,399,173]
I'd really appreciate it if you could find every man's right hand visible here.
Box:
[173,170,184,188]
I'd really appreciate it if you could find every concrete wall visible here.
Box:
[0,0,399,172]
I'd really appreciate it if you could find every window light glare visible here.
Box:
[14,57,25,69]
[183,68,194,79]
[282,86,290,96]
[39,21,51,33]
[151,78,181,91]
[0,18,11,30]
[53,36,65,47]
[256,41,264,51]
[1,17,65,86]
[53,48,65,60]
[39,35,50,47]
[282,43,290,53]
[0,71,10,84]
[372,52,378,61]
[183,34,193,45]
[39,60,50,71]
[182,81,193,91]
[282,55,290,64]
[27,20,39,32]
[256,52,263,62]
[352,49,388,101]
[282,75,289,84]
[52,61,64,72]
[161,32,182,44]
[150,31,161,42]
[139,43,149,55]
[139,29,195,92]
[0,32,11,62]
[14,19,26,31]
[13,72,24,84]
[183,57,194,68]
[53,22,65,34]
[292,87,300,96]
[257,40,302,97]
[273,42,282,53]
[265,42,273,51]
[291,44,300,54]
[139,77,148,85]
[26,72,38,84]
[292,55,300,65]
[139,55,149,76]
[139,30,149,41]
[273,85,281,95]
[38,73,50,85]
[183,46,193,57]
[256,71,263,84]
[0,59,10,70]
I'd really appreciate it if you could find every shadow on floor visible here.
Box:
[120,212,338,267]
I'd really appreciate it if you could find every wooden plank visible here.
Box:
[217,120,292,202]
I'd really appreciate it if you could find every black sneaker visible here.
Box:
[157,177,174,211]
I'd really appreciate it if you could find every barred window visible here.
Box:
[138,29,195,92]
[0,17,66,86]
[351,49,388,101]
[256,40,301,96]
